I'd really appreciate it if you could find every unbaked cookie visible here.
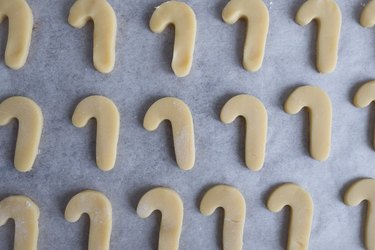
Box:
[285,85,332,161]
[144,97,195,170]
[72,95,120,171]
[65,190,112,250]
[222,0,269,72]
[267,183,314,250]
[200,185,246,250]
[344,178,375,250]
[295,0,341,73]
[150,1,196,77]
[137,187,183,250]
[0,0,33,69]
[69,0,117,73]
[221,94,267,171]
[0,96,43,172]
[0,195,39,250]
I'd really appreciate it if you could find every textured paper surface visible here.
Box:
[0,0,372,249]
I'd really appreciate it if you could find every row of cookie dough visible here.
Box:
[2,179,374,250]
[7,0,375,75]
[4,81,375,173]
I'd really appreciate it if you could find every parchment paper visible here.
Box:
[0,0,372,249]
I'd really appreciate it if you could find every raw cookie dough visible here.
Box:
[0,96,43,172]
[72,95,120,171]
[267,183,313,250]
[0,195,39,250]
[65,190,112,250]
[200,185,246,250]
[344,178,375,250]
[222,0,269,72]
[353,81,375,149]
[150,1,196,77]
[143,97,195,170]
[284,85,332,161]
[137,187,183,250]
[295,0,341,73]
[221,94,267,171]
[69,0,117,74]
[0,0,33,70]
[360,0,375,27]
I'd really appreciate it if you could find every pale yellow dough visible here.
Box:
[353,81,375,149]
[200,185,246,250]
[222,0,269,72]
[144,97,195,170]
[69,0,117,73]
[344,178,375,250]
[137,187,183,250]
[150,1,196,77]
[0,96,43,172]
[267,183,313,250]
[0,0,33,70]
[361,0,375,27]
[284,85,332,161]
[72,95,120,171]
[0,195,39,250]
[221,94,267,171]
[295,0,341,73]
[65,190,112,250]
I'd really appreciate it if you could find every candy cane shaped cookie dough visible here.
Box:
[150,1,196,77]
[344,179,375,250]
[0,0,33,69]
[296,0,341,73]
[221,94,267,171]
[69,0,117,73]
[144,97,195,170]
[200,185,246,250]
[222,0,269,72]
[0,96,43,172]
[65,190,112,250]
[353,81,375,149]
[284,85,332,161]
[137,187,183,250]
[361,0,375,27]
[267,183,314,250]
[0,195,39,250]
[72,96,120,171]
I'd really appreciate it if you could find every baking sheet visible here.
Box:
[0,0,372,249]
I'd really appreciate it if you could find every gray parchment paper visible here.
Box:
[0,0,372,249]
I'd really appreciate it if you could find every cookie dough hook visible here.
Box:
[221,94,267,171]
[69,0,117,73]
[0,96,43,172]
[150,1,196,77]
[295,0,341,73]
[137,187,183,250]
[353,81,375,149]
[0,195,39,250]
[284,85,332,161]
[65,190,112,250]
[222,0,269,72]
[267,183,314,250]
[0,0,33,69]
[72,95,120,171]
[200,185,246,250]
[344,178,375,250]
[144,97,195,170]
